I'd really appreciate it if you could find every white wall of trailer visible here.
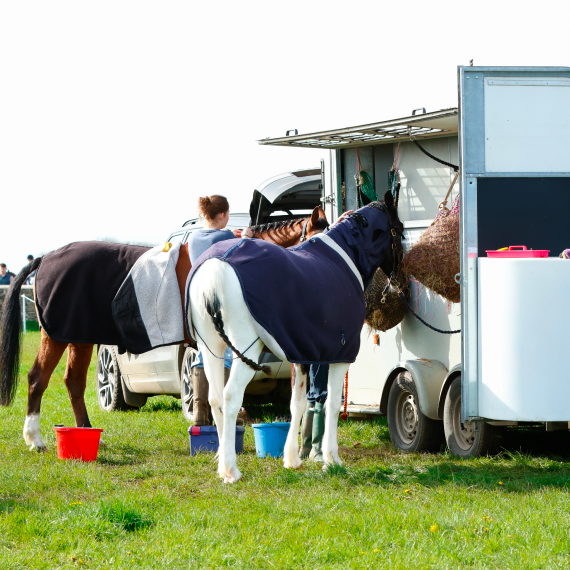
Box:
[346,136,462,410]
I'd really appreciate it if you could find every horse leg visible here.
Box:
[23,330,67,451]
[219,343,262,484]
[283,364,308,469]
[201,340,227,439]
[64,343,94,428]
[322,362,349,467]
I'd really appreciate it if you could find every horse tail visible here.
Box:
[203,292,271,376]
[0,257,42,406]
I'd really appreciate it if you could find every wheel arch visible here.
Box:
[437,365,462,420]
[379,365,407,415]
[381,360,448,420]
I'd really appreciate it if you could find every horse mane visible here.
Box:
[249,217,304,236]
[249,215,329,236]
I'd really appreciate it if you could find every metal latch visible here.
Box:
[320,194,336,207]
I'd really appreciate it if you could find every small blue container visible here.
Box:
[252,422,290,458]
[188,425,245,456]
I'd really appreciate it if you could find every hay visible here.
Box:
[364,268,408,332]
[401,194,460,304]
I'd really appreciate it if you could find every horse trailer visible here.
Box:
[259,65,570,457]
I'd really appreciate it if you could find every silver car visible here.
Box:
[96,213,292,421]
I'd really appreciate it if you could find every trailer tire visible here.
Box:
[387,371,444,453]
[444,377,502,458]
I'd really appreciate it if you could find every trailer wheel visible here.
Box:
[387,371,444,452]
[444,377,502,458]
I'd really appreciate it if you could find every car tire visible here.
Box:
[444,376,503,458]
[97,345,134,412]
[180,348,197,422]
[387,371,445,453]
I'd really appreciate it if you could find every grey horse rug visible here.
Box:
[112,241,185,354]
[186,202,392,364]
[35,240,187,354]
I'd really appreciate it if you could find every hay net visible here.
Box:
[401,173,461,304]
[364,268,408,332]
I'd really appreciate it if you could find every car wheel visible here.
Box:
[387,371,445,453]
[96,345,133,412]
[180,348,197,421]
[444,376,502,458]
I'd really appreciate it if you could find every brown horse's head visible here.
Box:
[248,206,329,248]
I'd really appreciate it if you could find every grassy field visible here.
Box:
[2,333,570,569]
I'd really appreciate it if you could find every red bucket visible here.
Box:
[53,427,103,462]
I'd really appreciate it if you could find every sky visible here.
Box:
[1,0,568,272]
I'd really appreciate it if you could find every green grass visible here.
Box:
[2,332,570,569]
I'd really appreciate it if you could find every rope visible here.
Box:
[399,293,461,334]
[439,170,460,212]
[340,371,349,421]
[412,139,459,172]
[355,147,378,206]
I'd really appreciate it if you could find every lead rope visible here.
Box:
[340,371,349,421]
[399,293,461,334]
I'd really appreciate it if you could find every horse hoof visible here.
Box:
[223,473,240,484]
[283,456,303,469]
[222,466,242,484]
[323,451,342,467]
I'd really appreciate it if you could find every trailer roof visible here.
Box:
[257,108,458,149]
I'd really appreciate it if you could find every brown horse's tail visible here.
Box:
[0,257,42,406]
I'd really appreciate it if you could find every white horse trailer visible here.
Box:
[259,66,570,457]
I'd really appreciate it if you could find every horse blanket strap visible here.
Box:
[34,241,149,346]
[186,202,392,365]
[112,241,185,354]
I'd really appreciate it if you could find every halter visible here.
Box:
[369,202,404,302]
[299,218,310,242]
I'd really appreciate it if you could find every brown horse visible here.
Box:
[0,206,328,451]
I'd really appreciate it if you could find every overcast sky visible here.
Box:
[1,0,568,272]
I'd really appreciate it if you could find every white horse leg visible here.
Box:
[200,340,227,438]
[23,414,46,450]
[283,364,307,469]
[322,363,349,466]
[219,345,262,483]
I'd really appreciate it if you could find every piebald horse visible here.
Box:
[0,206,328,451]
[188,192,403,483]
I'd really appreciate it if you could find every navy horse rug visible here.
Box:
[186,202,392,364]
[35,240,186,353]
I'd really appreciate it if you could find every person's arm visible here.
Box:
[330,210,353,228]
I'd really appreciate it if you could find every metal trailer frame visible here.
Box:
[458,65,570,421]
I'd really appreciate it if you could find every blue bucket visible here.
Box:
[252,422,290,458]
[188,425,245,456]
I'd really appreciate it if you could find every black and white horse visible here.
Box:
[187,192,403,483]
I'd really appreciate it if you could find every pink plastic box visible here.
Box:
[486,246,550,258]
